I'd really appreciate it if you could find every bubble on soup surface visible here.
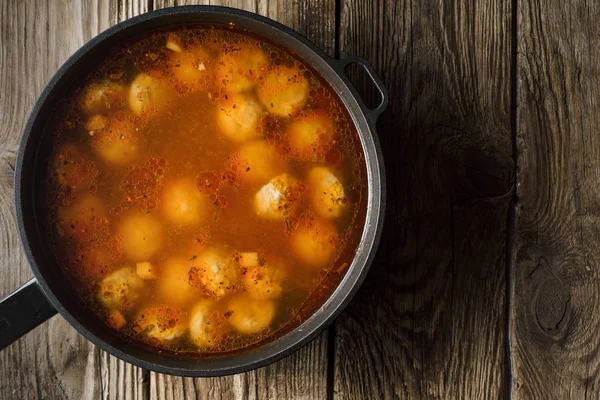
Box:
[97,267,144,310]
[239,254,284,300]
[216,92,263,143]
[190,248,238,298]
[128,73,174,115]
[215,43,268,92]
[118,212,163,260]
[234,140,286,185]
[161,178,208,225]
[79,80,127,115]
[57,192,108,243]
[307,167,347,219]
[88,113,139,165]
[135,305,186,342]
[189,300,225,349]
[257,65,309,117]
[226,294,275,334]
[253,173,302,220]
[290,218,338,268]
[51,143,98,192]
[158,257,201,305]
[287,112,336,161]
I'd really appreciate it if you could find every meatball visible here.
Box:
[97,267,144,310]
[158,257,201,305]
[168,49,211,93]
[88,113,139,165]
[215,43,268,92]
[226,294,275,334]
[257,66,309,117]
[135,305,187,342]
[234,140,285,185]
[254,173,302,220]
[190,248,238,298]
[240,255,284,300]
[51,143,98,192]
[189,300,224,349]
[307,167,347,218]
[117,212,163,260]
[287,113,336,161]
[57,192,107,243]
[290,218,338,268]
[80,80,127,115]
[161,178,208,226]
[128,73,174,115]
[216,92,263,143]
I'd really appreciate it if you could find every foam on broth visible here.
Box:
[41,25,368,356]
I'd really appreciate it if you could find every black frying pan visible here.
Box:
[0,5,387,376]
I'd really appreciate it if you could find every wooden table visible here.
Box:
[1,0,598,398]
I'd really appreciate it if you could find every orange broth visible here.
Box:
[41,25,367,356]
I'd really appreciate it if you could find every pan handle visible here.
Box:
[0,278,57,350]
[329,56,389,126]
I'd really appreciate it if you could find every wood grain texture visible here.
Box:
[334,0,513,398]
[512,0,600,398]
[0,1,148,399]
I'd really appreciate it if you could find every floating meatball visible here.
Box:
[254,173,302,220]
[216,92,263,143]
[118,212,162,260]
[168,49,211,93]
[287,113,336,161]
[234,140,285,185]
[257,66,309,117]
[57,192,107,243]
[88,113,139,165]
[240,255,284,300]
[190,248,238,298]
[97,267,144,310]
[307,167,347,218]
[290,219,338,268]
[128,73,174,115]
[161,178,208,226]
[51,144,98,192]
[135,305,187,342]
[158,257,201,305]
[80,80,127,115]
[227,294,275,334]
[136,261,158,280]
[189,300,224,349]
[215,43,268,92]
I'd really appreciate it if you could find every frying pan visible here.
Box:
[0,5,387,376]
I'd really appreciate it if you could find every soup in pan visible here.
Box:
[41,25,367,355]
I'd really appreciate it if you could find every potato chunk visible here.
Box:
[287,113,336,161]
[215,44,268,92]
[158,257,201,305]
[135,305,186,342]
[290,219,338,268]
[97,267,144,310]
[161,178,208,226]
[254,173,301,220]
[307,167,347,218]
[216,92,263,143]
[128,73,174,115]
[80,80,127,115]
[118,213,162,260]
[257,66,309,117]
[234,140,285,185]
[226,294,275,334]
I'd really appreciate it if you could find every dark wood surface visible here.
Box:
[1,0,598,399]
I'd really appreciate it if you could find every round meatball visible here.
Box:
[88,113,139,165]
[128,73,174,115]
[216,92,263,143]
[168,49,211,93]
[161,178,208,226]
[234,140,285,185]
[227,294,275,334]
[254,173,301,220]
[57,192,107,243]
[189,300,224,349]
[80,80,127,115]
[190,248,238,298]
[287,113,336,160]
[307,167,347,218]
[158,257,201,305]
[118,212,162,260]
[257,66,309,117]
[215,44,268,92]
[97,267,144,310]
[290,218,338,268]
[240,257,284,300]
[135,305,186,342]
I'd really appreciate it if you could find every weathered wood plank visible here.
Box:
[512,0,600,398]
[148,1,335,398]
[334,0,513,398]
[0,1,148,399]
